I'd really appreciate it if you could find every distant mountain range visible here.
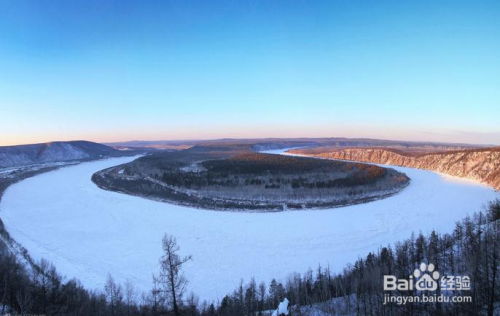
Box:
[107,137,488,151]
[0,141,128,168]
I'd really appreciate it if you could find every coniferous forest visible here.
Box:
[93,148,409,211]
[0,200,498,315]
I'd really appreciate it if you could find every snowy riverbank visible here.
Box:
[0,154,498,302]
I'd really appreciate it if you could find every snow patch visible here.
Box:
[272,298,289,316]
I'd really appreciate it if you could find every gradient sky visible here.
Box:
[1,0,499,146]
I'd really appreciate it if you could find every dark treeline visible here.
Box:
[163,153,391,189]
[215,200,499,316]
[1,200,498,315]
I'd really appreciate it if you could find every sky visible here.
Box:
[0,0,499,146]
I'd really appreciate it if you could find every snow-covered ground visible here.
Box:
[0,151,498,303]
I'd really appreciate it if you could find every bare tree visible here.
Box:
[16,288,33,315]
[104,274,122,316]
[186,292,199,315]
[142,274,163,313]
[124,280,136,316]
[158,234,192,316]
[258,281,266,311]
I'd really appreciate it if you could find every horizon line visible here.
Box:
[2,136,498,148]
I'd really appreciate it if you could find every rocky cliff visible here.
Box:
[289,147,500,190]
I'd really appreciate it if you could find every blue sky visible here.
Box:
[0,0,499,145]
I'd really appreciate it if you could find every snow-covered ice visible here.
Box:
[0,152,498,302]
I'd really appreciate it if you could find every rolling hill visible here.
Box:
[0,140,126,168]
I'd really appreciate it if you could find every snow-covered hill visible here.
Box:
[291,147,500,190]
[0,141,123,168]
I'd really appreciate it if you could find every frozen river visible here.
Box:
[0,150,498,302]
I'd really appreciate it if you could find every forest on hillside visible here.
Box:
[0,200,498,315]
[92,146,409,211]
